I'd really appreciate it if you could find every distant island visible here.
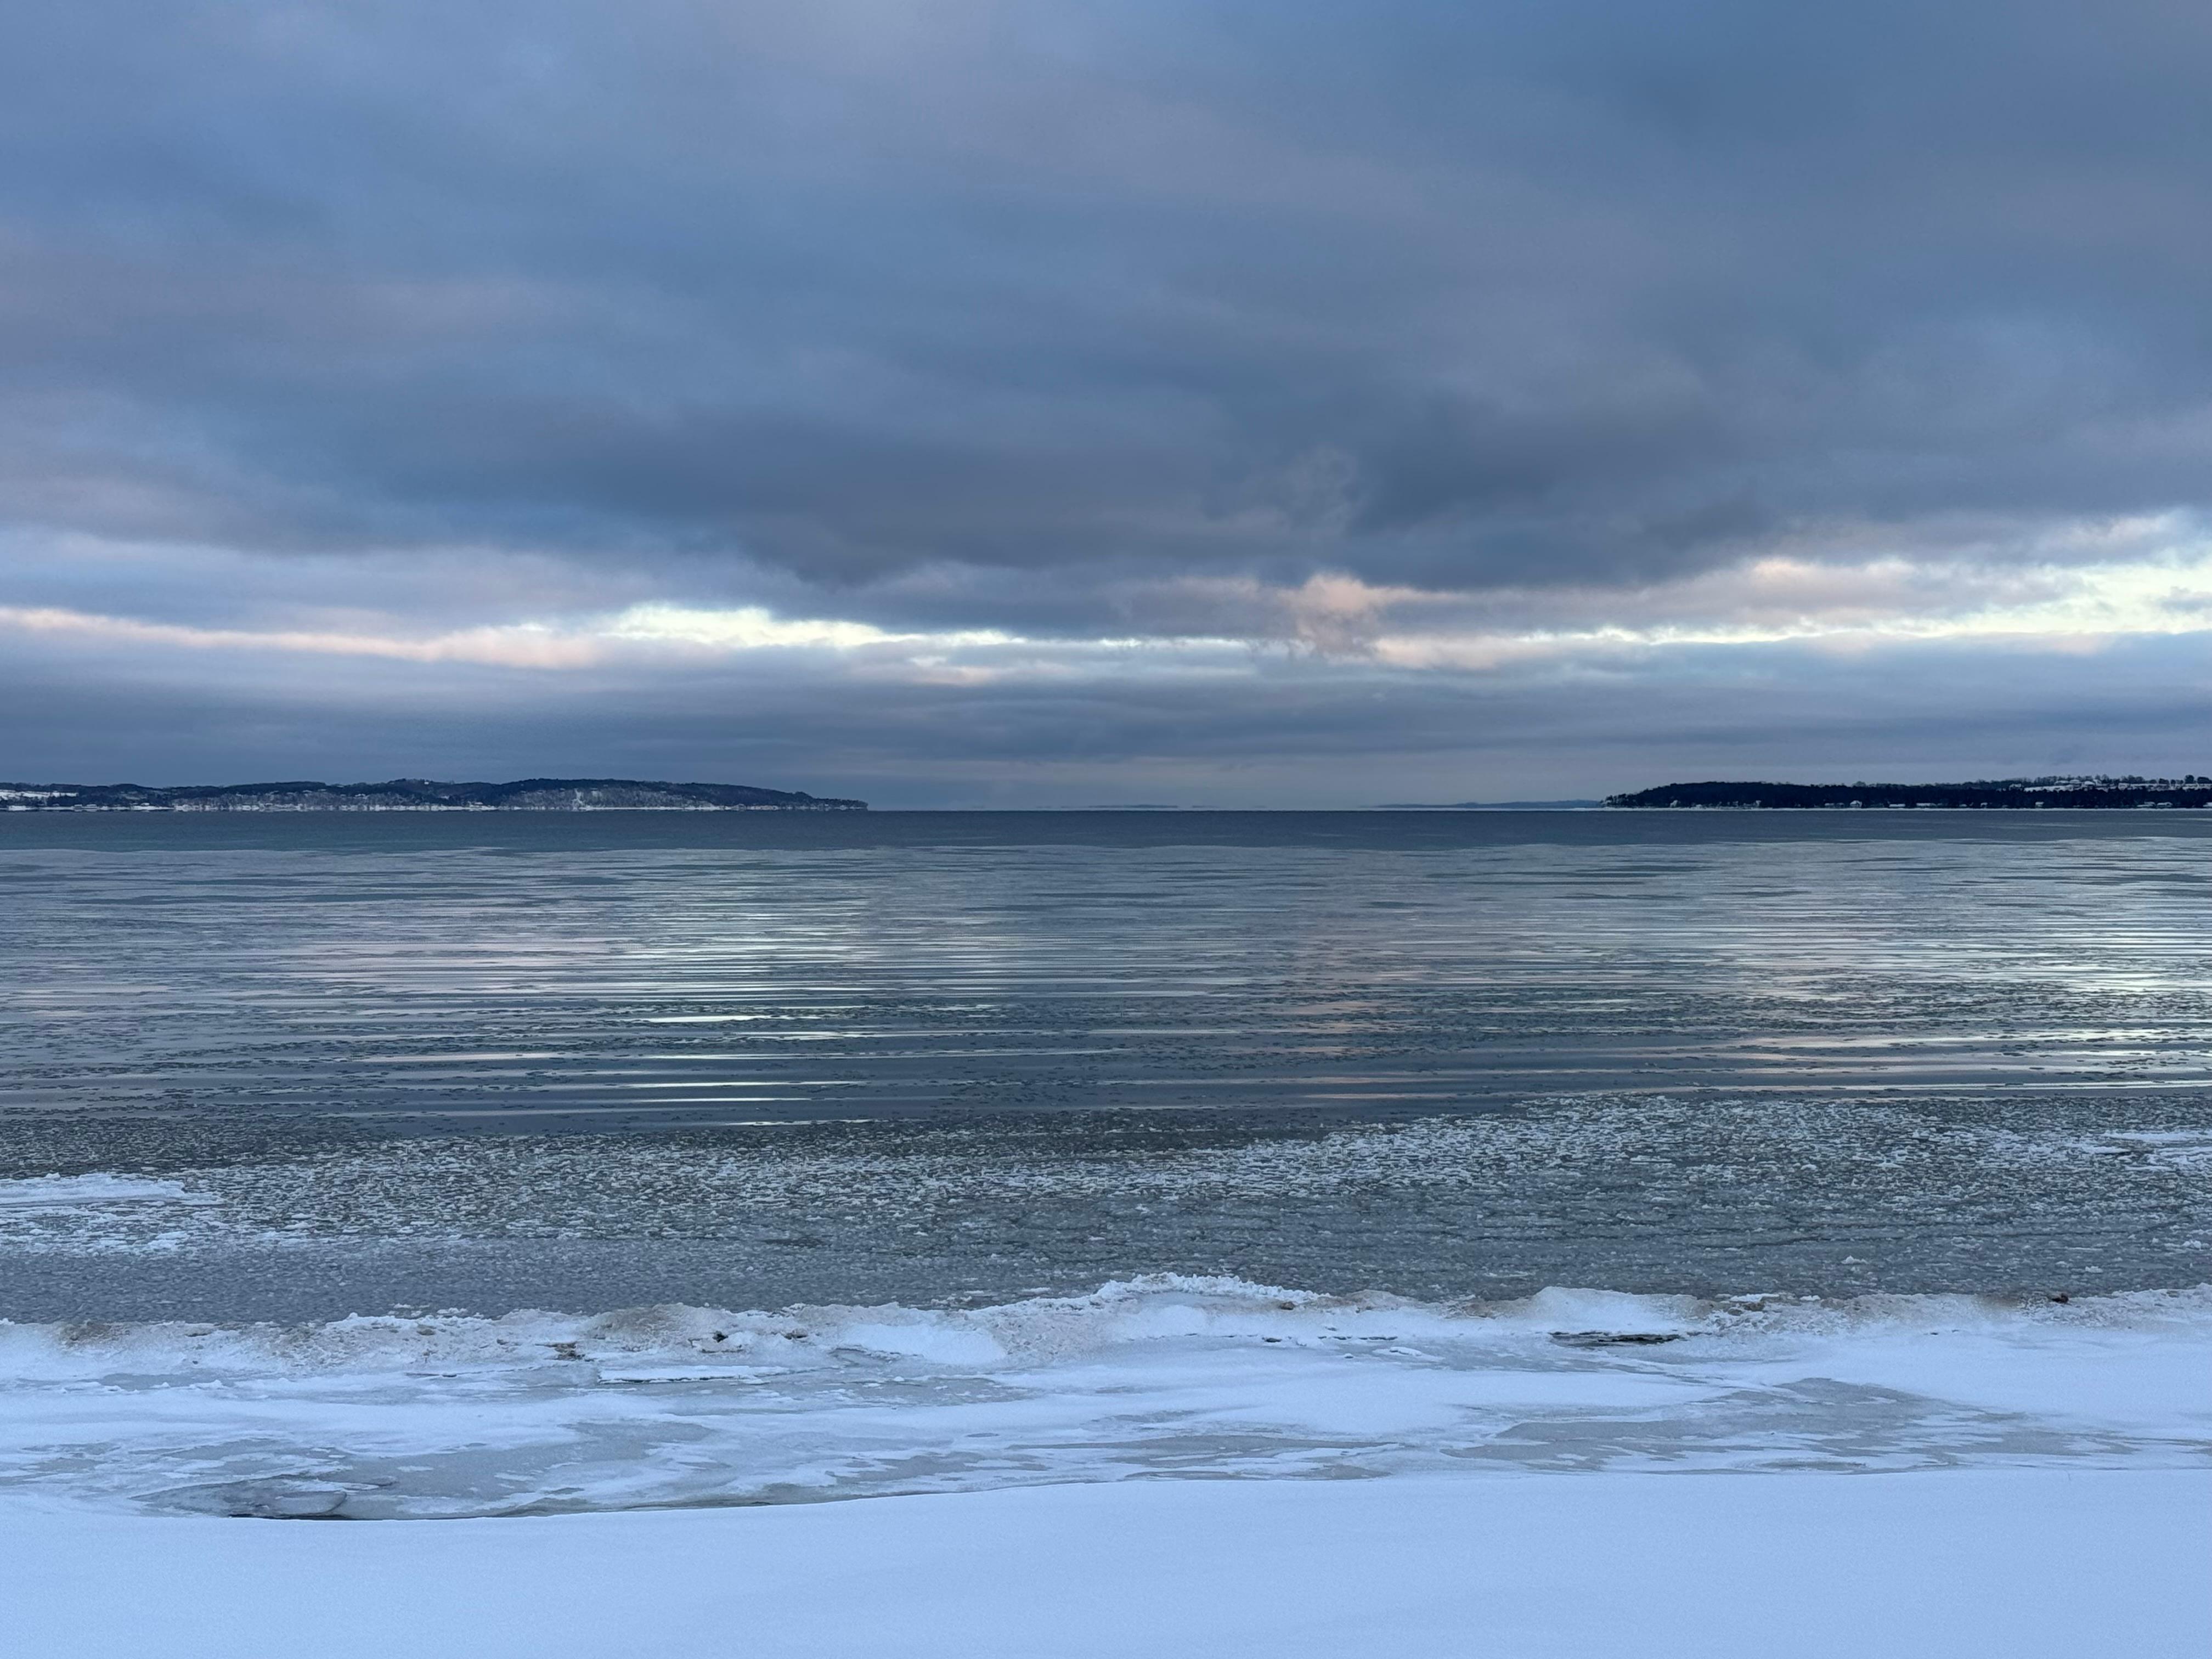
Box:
[1607,776,2212,810]
[0,777,868,812]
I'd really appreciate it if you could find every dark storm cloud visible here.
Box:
[5,0,2212,623]
[8,1,2212,801]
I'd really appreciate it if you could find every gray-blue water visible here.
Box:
[3,811,2209,1319]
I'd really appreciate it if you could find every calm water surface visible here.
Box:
[9,810,2212,1121]
[2,811,2209,1318]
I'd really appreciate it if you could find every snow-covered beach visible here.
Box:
[4,1276,2208,1655]
[13,1467,2208,1659]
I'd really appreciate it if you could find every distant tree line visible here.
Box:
[1605,778,2212,809]
[0,777,868,812]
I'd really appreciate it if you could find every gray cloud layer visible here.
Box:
[4,2,2211,797]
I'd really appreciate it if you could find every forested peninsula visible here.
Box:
[1607,777,2212,809]
[0,777,868,811]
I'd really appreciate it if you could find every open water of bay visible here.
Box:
[4,809,2211,1526]
[1,810,2208,1323]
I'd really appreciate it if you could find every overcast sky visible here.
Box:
[5,1,2212,804]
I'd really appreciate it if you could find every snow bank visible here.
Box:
[1,1277,2207,1519]
[4,1272,2205,1380]
[6,1469,2207,1659]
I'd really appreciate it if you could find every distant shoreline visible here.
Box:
[0,777,867,812]
[1607,777,2212,810]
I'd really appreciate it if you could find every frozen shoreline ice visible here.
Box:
[3,1276,2206,1520]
